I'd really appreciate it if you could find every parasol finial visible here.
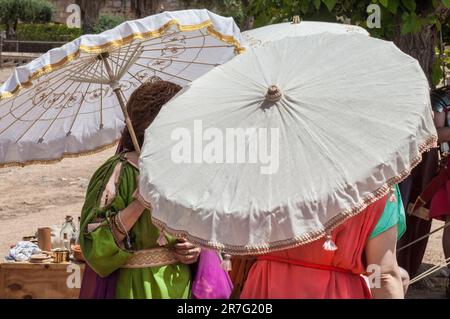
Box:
[292,15,301,24]
[266,85,283,102]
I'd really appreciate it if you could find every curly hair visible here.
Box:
[120,80,182,151]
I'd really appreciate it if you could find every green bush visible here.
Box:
[15,23,82,42]
[92,15,126,34]
[0,0,54,26]
[0,0,57,40]
[22,0,54,23]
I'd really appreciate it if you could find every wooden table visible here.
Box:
[0,261,85,299]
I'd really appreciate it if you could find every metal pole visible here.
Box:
[101,53,141,153]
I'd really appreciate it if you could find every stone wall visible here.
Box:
[51,0,74,24]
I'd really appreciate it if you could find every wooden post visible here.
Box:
[101,53,141,153]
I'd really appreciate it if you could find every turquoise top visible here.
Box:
[369,185,406,240]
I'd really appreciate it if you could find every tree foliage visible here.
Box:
[0,0,54,38]
[223,0,450,85]
[92,15,126,34]
[247,0,450,36]
[444,14,450,42]
[14,23,82,41]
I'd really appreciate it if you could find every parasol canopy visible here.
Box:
[139,33,437,255]
[243,18,369,48]
[0,9,243,166]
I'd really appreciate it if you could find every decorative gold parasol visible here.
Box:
[0,9,243,166]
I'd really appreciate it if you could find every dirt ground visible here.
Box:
[0,147,116,253]
[0,145,448,298]
[0,66,448,298]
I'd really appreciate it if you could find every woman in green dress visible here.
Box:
[79,81,201,299]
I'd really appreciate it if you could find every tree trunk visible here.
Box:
[393,6,450,88]
[131,0,163,19]
[241,0,254,31]
[393,25,437,87]
[5,22,16,40]
[76,0,105,34]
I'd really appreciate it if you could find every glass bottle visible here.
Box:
[60,215,78,248]
[63,233,70,251]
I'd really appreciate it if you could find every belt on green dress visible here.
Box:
[121,247,178,269]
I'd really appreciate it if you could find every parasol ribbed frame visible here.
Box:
[0,11,245,100]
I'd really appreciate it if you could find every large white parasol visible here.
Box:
[0,9,243,167]
[243,17,369,48]
[139,33,437,255]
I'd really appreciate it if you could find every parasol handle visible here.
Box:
[114,88,141,153]
[101,54,141,153]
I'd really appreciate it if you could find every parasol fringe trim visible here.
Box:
[0,18,244,100]
[0,139,119,169]
[221,254,232,271]
[322,234,338,251]
[149,134,438,256]
[157,228,169,246]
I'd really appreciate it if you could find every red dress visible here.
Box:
[240,196,387,299]
[429,157,450,221]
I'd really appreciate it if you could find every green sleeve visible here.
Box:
[79,155,133,278]
[369,185,406,241]
[83,219,132,277]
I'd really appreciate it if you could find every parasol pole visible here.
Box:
[100,52,141,153]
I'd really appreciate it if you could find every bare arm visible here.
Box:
[365,226,404,299]
[110,185,201,264]
[111,199,146,243]
[110,151,201,264]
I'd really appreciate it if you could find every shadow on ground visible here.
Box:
[406,263,448,299]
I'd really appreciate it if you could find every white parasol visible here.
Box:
[243,17,369,48]
[139,33,437,255]
[0,9,243,166]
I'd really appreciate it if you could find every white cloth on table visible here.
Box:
[5,241,41,262]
